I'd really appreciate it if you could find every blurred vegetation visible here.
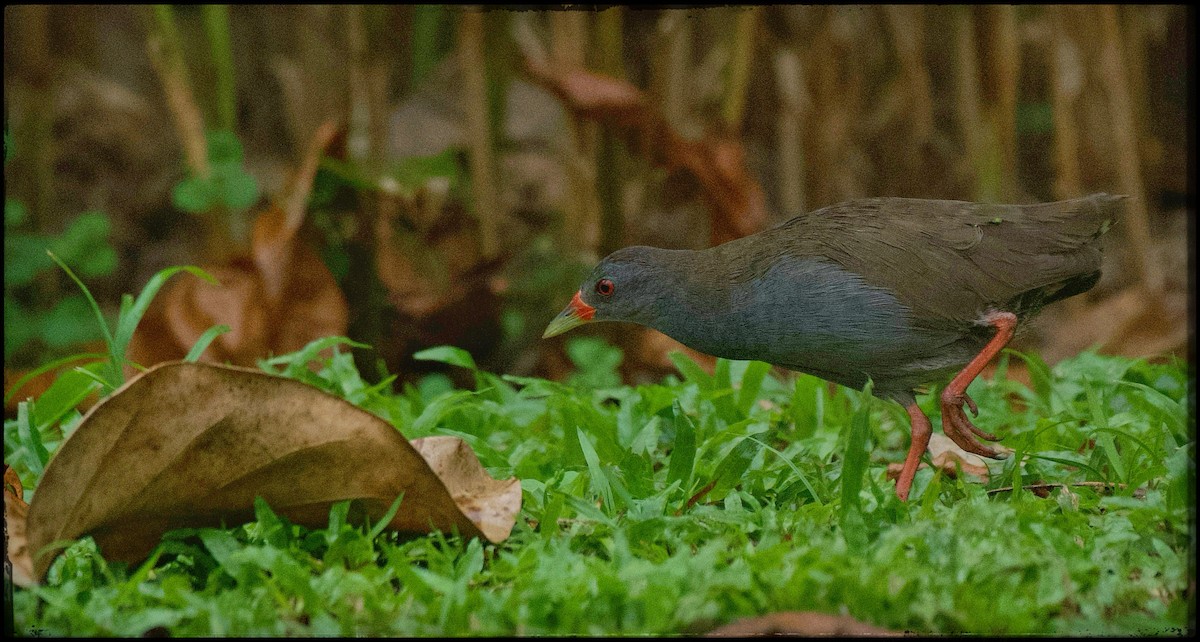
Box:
[2,5,1191,392]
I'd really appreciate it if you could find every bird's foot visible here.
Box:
[939,389,1006,459]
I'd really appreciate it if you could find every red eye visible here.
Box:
[595,278,615,297]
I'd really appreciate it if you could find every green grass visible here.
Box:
[7,336,1194,636]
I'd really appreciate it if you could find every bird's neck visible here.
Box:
[632,246,750,354]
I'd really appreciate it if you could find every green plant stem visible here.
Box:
[201,4,236,131]
[147,4,209,178]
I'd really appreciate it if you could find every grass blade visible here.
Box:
[112,266,217,374]
[46,251,115,356]
[184,324,230,362]
[577,428,614,511]
[4,352,108,405]
[839,389,872,549]
[708,436,764,499]
[666,401,696,494]
[736,361,772,416]
[368,493,405,540]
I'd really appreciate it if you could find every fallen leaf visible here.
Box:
[707,611,900,637]
[5,466,35,588]
[520,56,768,246]
[887,433,1004,484]
[128,121,348,369]
[23,361,521,581]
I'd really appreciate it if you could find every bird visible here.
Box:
[543,194,1123,500]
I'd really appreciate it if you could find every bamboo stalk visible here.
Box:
[1097,5,1161,292]
[594,7,626,257]
[882,5,933,143]
[1049,8,1087,316]
[982,5,1019,200]
[774,46,806,216]
[345,4,386,170]
[655,11,692,133]
[551,9,600,256]
[1049,7,1083,201]
[458,7,500,259]
[346,4,372,163]
[722,6,761,131]
[146,4,210,179]
[952,6,984,200]
[8,5,56,231]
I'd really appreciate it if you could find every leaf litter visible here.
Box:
[128,121,349,369]
[17,361,520,583]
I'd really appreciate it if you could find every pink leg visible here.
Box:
[939,311,1017,459]
[895,402,933,501]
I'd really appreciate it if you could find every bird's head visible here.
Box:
[542,246,679,338]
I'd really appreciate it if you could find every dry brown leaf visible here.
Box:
[5,466,35,588]
[521,57,768,246]
[23,361,521,581]
[707,611,900,637]
[887,433,1001,484]
[128,122,347,369]
[928,432,995,482]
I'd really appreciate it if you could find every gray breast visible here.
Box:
[657,257,958,388]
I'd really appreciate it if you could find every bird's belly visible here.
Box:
[658,257,966,388]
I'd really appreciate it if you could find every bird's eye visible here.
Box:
[594,278,615,297]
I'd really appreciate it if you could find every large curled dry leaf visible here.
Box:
[5,466,35,587]
[22,361,520,582]
[520,55,768,246]
[129,121,348,369]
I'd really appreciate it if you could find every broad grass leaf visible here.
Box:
[413,345,478,370]
[666,401,696,494]
[735,361,772,416]
[839,396,871,548]
[24,361,520,581]
[708,436,763,500]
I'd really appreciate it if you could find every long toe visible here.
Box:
[942,408,1002,458]
[963,392,979,417]
[940,395,998,441]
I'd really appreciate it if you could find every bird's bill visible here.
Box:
[542,291,596,338]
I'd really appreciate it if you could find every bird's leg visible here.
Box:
[896,402,933,501]
[940,310,1017,458]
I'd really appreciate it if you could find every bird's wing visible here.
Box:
[773,195,1121,327]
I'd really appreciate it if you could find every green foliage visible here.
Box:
[171,130,260,214]
[4,203,119,361]
[565,336,623,390]
[8,339,1193,635]
[4,261,224,495]
[46,254,217,392]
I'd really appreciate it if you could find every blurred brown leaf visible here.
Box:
[22,361,521,581]
[128,122,347,369]
[5,466,35,588]
[707,611,900,637]
[1039,284,1189,364]
[521,57,768,246]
